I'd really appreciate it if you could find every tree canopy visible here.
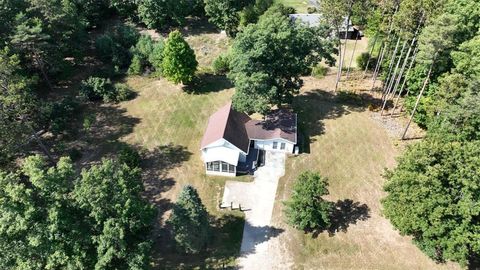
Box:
[228,7,336,113]
[0,155,155,269]
[162,31,198,84]
[284,171,333,231]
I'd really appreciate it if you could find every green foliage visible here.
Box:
[284,171,333,231]
[162,31,198,84]
[228,7,336,113]
[167,185,210,254]
[137,0,190,29]
[129,34,165,75]
[149,41,165,75]
[204,0,254,36]
[0,156,154,269]
[75,158,155,269]
[110,0,138,19]
[212,53,231,75]
[356,52,377,71]
[0,47,38,165]
[451,35,480,78]
[239,0,273,27]
[311,64,329,79]
[80,77,134,103]
[44,97,80,135]
[382,139,480,267]
[95,23,139,68]
[118,144,142,168]
[128,54,145,75]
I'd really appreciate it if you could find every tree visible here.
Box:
[0,156,155,269]
[204,0,254,36]
[382,139,480,267]
[284,171,333,231]
[228,7,335,113]
[137,0,190,29]
[74,159,155,269]
[162,31,198,84]
[0,47,39,165]
[167,185,210,254]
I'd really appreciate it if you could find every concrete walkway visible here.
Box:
[221,151,288,269]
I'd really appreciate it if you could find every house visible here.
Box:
[200,102,297,177]
[289,13,362,40]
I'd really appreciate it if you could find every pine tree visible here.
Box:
[167,185,210,254]
[162,31,198,84]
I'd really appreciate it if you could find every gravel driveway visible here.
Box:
[221,151,289,269]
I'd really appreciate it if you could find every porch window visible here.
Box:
[207,162,213,171]
[221,162,228,172]
[273,141,278,149]
[280,142,286,150]
[213,161,220,171]
[228,164,235,173]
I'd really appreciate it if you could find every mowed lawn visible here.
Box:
[269,75,460,269]
[115,28,245,268]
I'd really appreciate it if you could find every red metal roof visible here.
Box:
[200,102,251,153]
[201,104,297,152]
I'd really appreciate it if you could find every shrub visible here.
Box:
[95,35,115,62]
[212,53,231,75]
[80,77,112,101]
[133,35,155,59]
[118,145,142,168]
[356,52,377,71]
[115,23,140,49]
[114,83,135,101]
[128,54,145,75]
[149,41,165,74]
[307,6,317,14]
[311,64,329,78]
[43,97,80,135]
[83,114,95,131]
[94,23,139,68]
[162,31,198,84]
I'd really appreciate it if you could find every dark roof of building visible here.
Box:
[245,109,297,144]
[200,102,251,153]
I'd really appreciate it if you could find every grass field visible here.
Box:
[274,0,311,13]
[267,74,460,269]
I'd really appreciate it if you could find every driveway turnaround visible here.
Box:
[221,151,289,269]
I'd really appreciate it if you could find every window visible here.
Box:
[213,161,220,171]
[229,164,235,173]
[273,141,278,149]
[207,162,213,171]
[280,142,286,150]
[221,162,228,172]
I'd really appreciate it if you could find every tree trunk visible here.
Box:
[380,39,407,115]
[34,53,54,92]
[381,36,401,100]
[390,46,419,116]
[346,31,359,81]
[371,42,386,91]
[363,33,378,79]
[335,4,353,92]
[401,54,436,140]
[334,28,342,92]
[31,129,54,164]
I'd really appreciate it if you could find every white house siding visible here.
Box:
[253,139,294,153]
[205,168,236,177]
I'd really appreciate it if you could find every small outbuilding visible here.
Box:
[289,13,362,40]
[200,102,297,177]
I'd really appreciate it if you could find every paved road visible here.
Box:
[222,151,292,269]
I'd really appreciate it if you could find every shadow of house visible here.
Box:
[240,222,285,256]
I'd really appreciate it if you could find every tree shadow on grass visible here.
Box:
[141,144,192,209]
[293,89,387,154]
[310,199,370,238]
[154,213,247,269]
[183,73,233,94]
[239,221,285,256]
